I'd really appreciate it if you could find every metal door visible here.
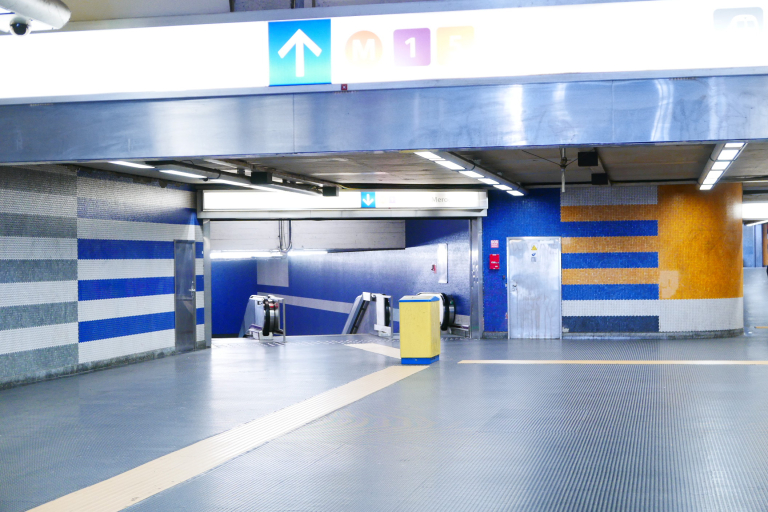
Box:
[174,240,197,353]
[507,237,562,339]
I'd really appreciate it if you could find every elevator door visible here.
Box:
[507,237,562,339]
[174,240,197,353]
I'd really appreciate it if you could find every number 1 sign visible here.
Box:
[393,28,431,67]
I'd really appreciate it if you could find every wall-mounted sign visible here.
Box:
[202,190,488,211]
[2,0,767,102]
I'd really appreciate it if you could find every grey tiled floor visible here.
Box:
[3,272,768,511]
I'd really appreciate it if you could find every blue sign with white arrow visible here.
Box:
[269,19,331,86]
[361,192,376,208]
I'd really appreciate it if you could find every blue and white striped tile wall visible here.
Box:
[76,169,204,364]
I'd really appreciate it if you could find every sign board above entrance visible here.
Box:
[202,190,488,212]
[1,1,767,102]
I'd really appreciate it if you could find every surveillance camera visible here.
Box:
[9,18,31,36]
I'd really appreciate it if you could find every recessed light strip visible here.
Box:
[414,150,528,197]
[108,161,155,169]
[699,142,747,191]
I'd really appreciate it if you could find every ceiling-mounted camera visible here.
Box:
[9,18,31,36]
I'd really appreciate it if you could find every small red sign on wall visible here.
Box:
[491,240,499,248]
[489,254,500,270]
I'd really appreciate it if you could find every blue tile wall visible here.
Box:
[566,316,660,333]
[216,219,471,337]
[562,253,659,269]
[211,259,259,336]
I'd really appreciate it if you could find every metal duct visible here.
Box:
[0,0,70,29]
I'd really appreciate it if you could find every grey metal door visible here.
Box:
[174,240,196,353]
[507,237,562,339]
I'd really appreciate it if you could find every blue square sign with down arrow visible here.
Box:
[269,19,331,86]
[361,192,376,208]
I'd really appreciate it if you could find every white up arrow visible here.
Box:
[278,29,322,78]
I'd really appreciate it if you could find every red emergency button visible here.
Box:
[489,254,500,270]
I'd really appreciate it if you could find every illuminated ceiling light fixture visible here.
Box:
[416,150,528,197]
[434,159,465,171]
[508,190,525,197]
[159,170,203,179]
[108,161,155,169]
[701,170,723,186]
[746,219,768,227]
[699,142,747,191]
[717,149,740,161]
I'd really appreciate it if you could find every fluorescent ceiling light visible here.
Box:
[479,178,499,185]
[108,161,154,169]
[711,161,730,171]
[459,170,483,179]
[210,251,282,260]
[160,170,203,179]
[746,219,768,227]
[508,190,524,197]
[717,149,740,161]
[494,185,512,191]
[209,178,268,191]
[699,184,713,191]
[435,160,465,171]
[414,151,442,161]
[702,170,724,186]
[724,142,745,149]
[288,250,328,257]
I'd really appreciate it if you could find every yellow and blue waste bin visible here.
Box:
[399,294,441,365]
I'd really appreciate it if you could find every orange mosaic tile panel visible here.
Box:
[561,204,658,222]
[562,236,659,254]
[563,268,660,285]
[657,184,743,300]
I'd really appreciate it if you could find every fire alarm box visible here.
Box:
[489,254,500,270]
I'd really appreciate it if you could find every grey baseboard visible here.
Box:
[0,347,199,391]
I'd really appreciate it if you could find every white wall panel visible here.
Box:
[0,281,77,307]
[563,300,661,318]
[0,323,78,354]
[78,329,175,364]
[78,219,198,241]
[78,294,174,322]
[0,237,77,260]
[78,260,174,280]
[291,220,406,250]
[659,298,744,333]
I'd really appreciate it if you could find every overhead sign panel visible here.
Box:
[203,190,488,211]
[269,19,331,86]
[1,1,768,102]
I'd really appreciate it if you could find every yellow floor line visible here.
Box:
[460,360,768,365]
[755,326,768,329]
[347,343,401,359]
[30,365,426,512]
